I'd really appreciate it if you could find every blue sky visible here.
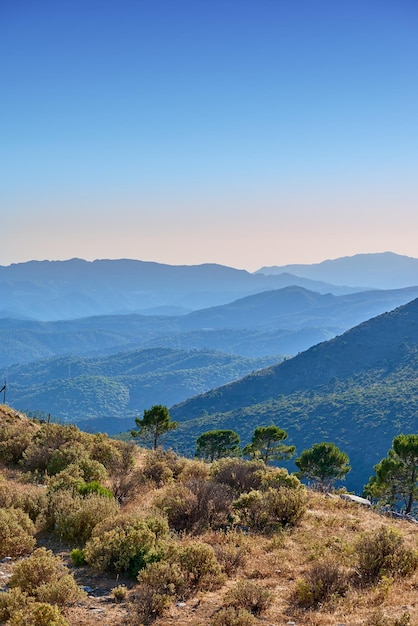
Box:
[1,0,418,270]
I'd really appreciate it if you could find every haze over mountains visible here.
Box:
[2,251,418,494]
[1,284,418,368]
[0,257,358,321]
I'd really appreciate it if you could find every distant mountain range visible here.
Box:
[257,251,418,290]
[168,298,418,493]
[1,285,418,368]
[0,258,357,321]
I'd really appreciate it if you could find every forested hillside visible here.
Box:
[169,298,418,493]
[5,348,280,431]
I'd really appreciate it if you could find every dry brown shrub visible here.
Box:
[0,507,35,558]
[211,606,257,626]
[355,526,418,586]
[224,580,273,616]
[154,478,234,532]
[294,560,349,609]
[143,448,186,486]
[9,547,85,607]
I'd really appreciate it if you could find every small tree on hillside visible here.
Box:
[295,442,350,492]
[196,429,241,462]
[131,405,178,450]
[365,434,418,514]
[243,426,295,465]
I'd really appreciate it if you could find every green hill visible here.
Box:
[6,347,280,432]
[169,298,418,493]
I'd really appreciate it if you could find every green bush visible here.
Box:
[355,526,418,585]
[112,584,128,602]
[70,548,86,565]
[84,513,168,576]
[22,424,89,474]
[224,580,273,616]
[76,480,113,498]
[0,507,35,558]
[176,541,225,591]
[138,560,187,599]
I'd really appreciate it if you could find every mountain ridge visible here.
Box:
[257,251,418,289]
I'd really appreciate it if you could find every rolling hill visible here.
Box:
[168,298,418,493]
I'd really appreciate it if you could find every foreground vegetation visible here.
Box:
[1,405,418,626]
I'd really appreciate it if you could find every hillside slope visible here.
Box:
[6,348,280,431]
[170,298,418,492]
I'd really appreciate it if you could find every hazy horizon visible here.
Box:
[2,1,418,271]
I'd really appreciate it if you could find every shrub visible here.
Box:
[45,490,119,543]
[355,526,418,585]
[233,486,306,532]
[0,507,35,558]
[137,541,224,601]
[70,548,86,566]
[84,513,168,576]
[257,466,301,490]
[143,448,186,485]
[295,560,349,608]
[0,480,47,524]
[0,423,33,465]
[176,541,225,590]
[211,607,257,626]
[262,486,307,527]
[155,479,234,532]
[76,480,113,498]
[0,588,31,623]
[10,547,65,594]
[36,574,86,606]
[138,560,187,599]
[211,458,265,494]
[9,602,69,626]
[9,547,85,607]
[112,584,128,602]
[22,424,88,474]
[224,580,273,616]
[129,583,171,625]
[178,458,211,483]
